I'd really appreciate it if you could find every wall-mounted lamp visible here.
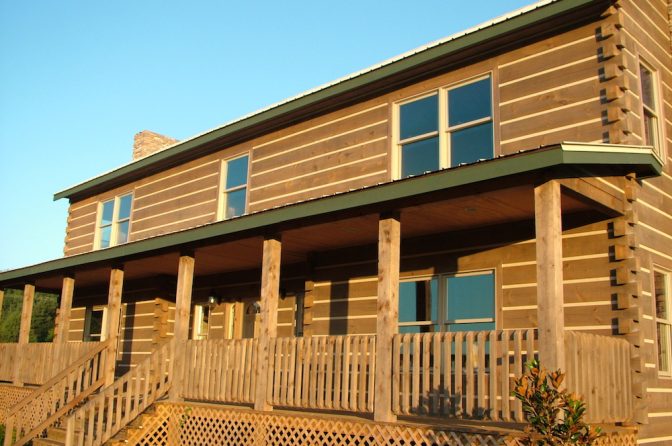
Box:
[207,294,220,309]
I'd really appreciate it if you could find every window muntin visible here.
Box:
[220,154,249,220]
[399,270,495,333]
[97,193,133,249]
[639,63,662,158]
[397,75,493,178]
[654,269,672,376]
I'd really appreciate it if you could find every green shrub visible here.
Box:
[512,359,601,446]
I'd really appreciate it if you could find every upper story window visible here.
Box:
[218,154,249,220]
[397,75,493,178]
[97,193,133,249]
[654,268,672,376]
[399,270,495,333]
[639,62,663,159]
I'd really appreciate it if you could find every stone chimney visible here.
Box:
[133,130,178,160]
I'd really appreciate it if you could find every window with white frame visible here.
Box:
[218,154,249,220]
[397,75,493,178]
[191,304,211,340]
[84,306,107,341]
[399,270,495,333]
[639,62,663,159]
[97,193,133,249]
[654,268,672,376]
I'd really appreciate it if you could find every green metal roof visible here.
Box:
[3,143,662,285]
[53,0,608,202]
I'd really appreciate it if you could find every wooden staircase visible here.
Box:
[3,339,172,446]
[3,341,110,446]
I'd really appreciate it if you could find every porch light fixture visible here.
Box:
[207,294,220,308]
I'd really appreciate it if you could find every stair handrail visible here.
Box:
[65,338,174,446]
[3,339,111,446]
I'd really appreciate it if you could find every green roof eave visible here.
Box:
[5,143,662,285]
[53,0,604,202]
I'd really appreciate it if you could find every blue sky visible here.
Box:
[0,0,532,271]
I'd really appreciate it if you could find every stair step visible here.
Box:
[46,427,67,442]
[33,438,65,446]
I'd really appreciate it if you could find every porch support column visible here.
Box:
[104,268,124,387]
[255,235,281,412]
[14,283,35,386]
[0,289,4,322]
[375,212,400,423]
[53,275,75,374]
[169,254,195,401]
[534,180,566,372]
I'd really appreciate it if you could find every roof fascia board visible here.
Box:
[6,144,661,284]
[53,0,601,202]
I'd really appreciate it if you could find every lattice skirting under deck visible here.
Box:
[125,402,637,446]
[0,385,33,424]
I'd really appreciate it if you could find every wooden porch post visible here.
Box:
[254,235,281,412]
[53,275,75,374]
[169,254,195,401]
[0,289,4,323]
[375,212,400,423]
[104,268,124,387]
[534,180,566,372]
[14,283,35,386]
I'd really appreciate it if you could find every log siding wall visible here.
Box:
[616,1,672,443]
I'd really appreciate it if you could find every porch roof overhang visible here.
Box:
[0,143,661,289]
[53,0,612,203]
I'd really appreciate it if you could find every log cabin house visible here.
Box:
[0,0,671,444]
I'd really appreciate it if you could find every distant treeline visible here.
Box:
[0,289,58,343]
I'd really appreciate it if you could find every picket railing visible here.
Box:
[182,338,258,403]
[0,341,101,385]
[3,340,110,446]
[66,339,173,446]
[565,331,633,423]
[392,329,537,421]
[268,335,376,413]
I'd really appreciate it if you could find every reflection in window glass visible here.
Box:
[222,155,249,219]
[401,137,440,177]
[118,194,133,219]
[654,269,672,376]
[450,122,494,167]
[399,278,439,333]
[448,78,491,127]
[400,95,438,140]
[639,63,661,156]
[97,193,133,249]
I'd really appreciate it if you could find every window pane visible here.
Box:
[448,78,491,127]
[446,272,495,322]
[399,279,438,324]
[117,221,129,244]
[655,271,669,320]
[226,155,249,189]
[225,188,247,219]
[640,65,655,108]
[401,137,439,178]
[100,200,114,226]
[658,323,671,373]
[450,121,493,167]
[400,95,438,140]
[643,111,657,148]
[118,194,132,220]
[100,225,111,248]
